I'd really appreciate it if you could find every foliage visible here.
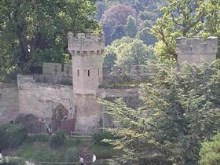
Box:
[26,134,50,143]
[136,27,157,45]
[101,4,136,44]
[49,131,66,148]
[100,0,163,46]
[0,0,99,81]
[65,147,80,162]
[125,16,138,38]
[152,0,220,62]
[92,130,116,146]
[199,132,220,165]
[103,37,155,71]
[102,60,220,164]
[7,136,116,163]
[0,124,27,149]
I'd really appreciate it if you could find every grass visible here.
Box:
[5,135,117,163]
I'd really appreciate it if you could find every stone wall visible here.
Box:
[74,94,102,134]
[176,36,218,65]
[43,63,72,77]
[17,75,74,126]
[0,83,19,124]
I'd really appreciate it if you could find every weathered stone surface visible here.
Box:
[0,83,19,124]
[17,75,73,127]
[176,36,218,65]
[15,114,45,133]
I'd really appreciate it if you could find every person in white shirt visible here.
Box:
[0,149,3,163]
[79,156,84,165]
[92,154,96,163]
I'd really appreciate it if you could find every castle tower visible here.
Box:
[68,32,105,133]
[176,36,218,65]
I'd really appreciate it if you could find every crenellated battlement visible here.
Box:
[68,32,105,56]
[176,36,218,64]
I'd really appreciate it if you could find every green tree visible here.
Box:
[0,0,99,81]
[101,4,136,44]
[136,27,157,45]
[152,0,220,62]
[125,16,138,38]
[199,132,220,165]
[103,60,220,164]
[103,37,154,71]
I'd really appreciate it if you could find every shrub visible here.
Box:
[92,130,116,146]
[199,132,220,165]
[49,131,66,148]
[0,124,27,149]
[65,147,80,162]
[26,134,49,143]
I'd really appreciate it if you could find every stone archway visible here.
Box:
[51,104,68,132]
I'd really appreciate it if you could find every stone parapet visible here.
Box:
[68,32,105,56]
[176,36,218,64]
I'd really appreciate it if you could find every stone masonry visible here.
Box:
[68,32,105,133]
[0,34,218,134]
[176,36,218,65]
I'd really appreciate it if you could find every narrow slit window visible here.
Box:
[88,70,90,77]
[98,69,99,76]
[77,70,79,77]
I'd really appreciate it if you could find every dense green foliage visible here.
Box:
[103,37,155,71]
[200,132,220,165]
[152,0,220,62]
[92,130,116,146]
[103,60,220,164]
[0,0,99,81]
[0,124,27,149]
[98,0,163,45]
[49,131,66,148]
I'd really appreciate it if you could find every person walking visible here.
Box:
[79,156,84,165]
[0,149,3,163]
[92,154,96,163]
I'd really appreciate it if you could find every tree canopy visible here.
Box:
[0,0,99,81]
[103,37,155,72]
[103,59,220,164]
[200,132,220,165]
[152,0,220,62]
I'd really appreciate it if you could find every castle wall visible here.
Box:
[176,36,218,65]
[0,83,19,124]
[99,88,140,128]
[43,63,72,77]
[17,75,73,124]
[74,94,102,133]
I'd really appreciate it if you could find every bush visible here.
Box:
[65,147,80,162]
[199,132,220,165]
[0,124,27,149]
[92,130,116,146]
[49,131,66,148]
[26,134,49,143]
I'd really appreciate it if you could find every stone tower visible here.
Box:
[176,36,218,65]
[68,32,105,134]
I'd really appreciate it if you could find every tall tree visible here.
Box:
[103,60,220,164]
[152,0,220,62]
[125,16,138,38]
[0,0,99,81]
[101,4,136,44]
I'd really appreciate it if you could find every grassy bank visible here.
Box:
[5,134,116,163]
